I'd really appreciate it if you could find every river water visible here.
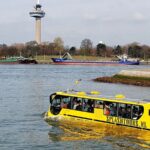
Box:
[0,64,150,150]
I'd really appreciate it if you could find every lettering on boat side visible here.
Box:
[106,116,147,128]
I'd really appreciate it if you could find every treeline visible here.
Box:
[0,37,150,60]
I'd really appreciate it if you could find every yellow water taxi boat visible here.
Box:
[45,90,150,130]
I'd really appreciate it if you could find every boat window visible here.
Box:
[73,97,83,111]
[103,102,117,116]
[110,102,117,116]
[71,97,94,113]
[102,101,144,120]
[82,99,94,113]
[51,95,61,107]
[61,96,71,109]
[103,102,111,116]
[95,100,103,109]
[132,105,144,120]
[118,103,132,119]
[50,95,62,115]
[49,94,56,104]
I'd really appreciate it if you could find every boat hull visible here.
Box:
[18,59,38,64]
[51,58,140,65]
[0,59,19,64]
[45,109,149,130]
[119,60,140,65]
[0,58,38,64]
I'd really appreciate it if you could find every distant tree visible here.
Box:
[106,46,113,57]
[90,47,97,56]
[64,45,70,52]
[25,41,38,47]
[69,47,76,55]
[41,41,50,45]
[53,37,64,55]
[7,46,19,56]
[0,44,7,48]
[128,44,142,58]
[24,41,35,57]
[24,42,40,58]
[0,44,7,57]
[140,45,150,60]
[48,43,58,55]
[0,47,8,57]
[80,39,93,55]
[96,42,106,56]
[113,45,123,55]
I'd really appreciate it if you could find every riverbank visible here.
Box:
[35,55,150,64]
[94,69,150,87]
[1,55,149,64]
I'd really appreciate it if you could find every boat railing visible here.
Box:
[63,89,144,103]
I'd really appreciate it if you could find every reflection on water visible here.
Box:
[47,119,150,149]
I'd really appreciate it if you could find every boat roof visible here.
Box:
[54,90,150,105]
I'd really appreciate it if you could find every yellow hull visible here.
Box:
[45,111,150,148]
[45,107,150,130]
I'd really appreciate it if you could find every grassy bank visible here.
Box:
[33,55,149,64]
[94,74,150,87]
[35,55,114,63]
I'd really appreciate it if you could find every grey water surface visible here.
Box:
[0,64,150,150]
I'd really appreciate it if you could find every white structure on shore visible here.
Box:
[118,69,150,78]
[29,0,45,44]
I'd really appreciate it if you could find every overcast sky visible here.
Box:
[0,0,150,47]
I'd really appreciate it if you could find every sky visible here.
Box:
[0,0,150,47]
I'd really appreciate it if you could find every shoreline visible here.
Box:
[94,69,150,87]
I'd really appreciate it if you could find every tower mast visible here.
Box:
[29,0,45,44]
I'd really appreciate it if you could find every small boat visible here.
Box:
[18,58,38,64]
[0,56,20,64]
[117,54,140,65]
[45,90,150,130]
[0,56,38,64]
[51,53,140,65]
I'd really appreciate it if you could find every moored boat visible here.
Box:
[0,56,38,64]
[45,90,150,130]
[51,53,140,65]
[18,58,38,64]
[0,57,20,64]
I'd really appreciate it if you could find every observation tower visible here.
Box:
[29,0,45,44]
